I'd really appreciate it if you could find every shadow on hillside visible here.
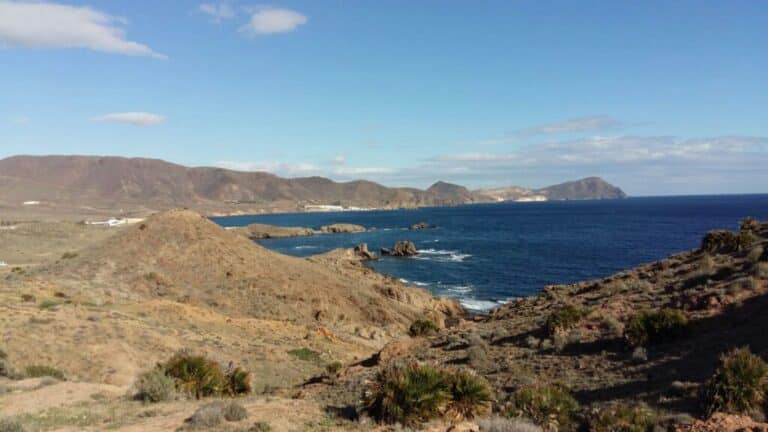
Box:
[572,291,768,413]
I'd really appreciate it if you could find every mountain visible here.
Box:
[0,155,466,212]
[0,155,625,215]
[537,176,627,200]
[475,177,626,202]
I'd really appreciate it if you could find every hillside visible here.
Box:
[313,218,768,430]
[0,209,461,390]
[0,156,625,219]
[476,176,626,201]
[0,155,469,215]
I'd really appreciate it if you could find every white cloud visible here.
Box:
[215,135,768,195]
[217,161,321,177]
[331,154,346,165]
[0,1,165,58]
[92,112,166,126]
[198,2,235,23]
[240,7,307,35]
[516,116,623,137]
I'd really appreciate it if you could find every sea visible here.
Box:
[212,195,768,312]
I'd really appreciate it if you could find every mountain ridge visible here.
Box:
[0,155,626,214]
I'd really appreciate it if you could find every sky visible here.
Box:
[1,0,767,196]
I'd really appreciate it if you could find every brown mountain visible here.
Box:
[0,156,626,216]
[0,155,464,211]
[476,176,626,201]
[536,176,627,200]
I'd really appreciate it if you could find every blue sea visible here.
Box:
[212,195,768,312]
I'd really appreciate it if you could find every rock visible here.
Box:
[354,243,377,260]
[381,241,418,257]
[410,222,432,230]
[235,223,314,239]
[319,223,366,234]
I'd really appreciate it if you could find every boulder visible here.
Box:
[319,223,366,234]
[381,241,418,257]
[353,243,377,260]
[409,222,432,230]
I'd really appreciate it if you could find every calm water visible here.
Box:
[212,195,768,311]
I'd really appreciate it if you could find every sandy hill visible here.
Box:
[0,209,460,393]
[28,209,460,328]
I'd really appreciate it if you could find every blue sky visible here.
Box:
[1,0,767,195]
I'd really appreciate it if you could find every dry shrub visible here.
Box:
[704,346,768,416]
[508,384,580,432]
[624,309,688,347]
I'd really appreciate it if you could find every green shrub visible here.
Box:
[326,361,343,375]
[545,305,587,336]
[587,403,656,432]
[60,252,78,260]
[164,353,227,399]
[24,365,65,380]
[133,368,176,403]
[38,300,60,310]
[507,384,580,432]
[249,422,272,432]
[624,309,688,347]
[704,347,768,415]
[287,348,322,363]
[0,418,27,432]
[408,319,439,337]
[446,370,493,420]
[225,367,252,396]
[366,362,451,425]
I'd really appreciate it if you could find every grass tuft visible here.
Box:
[587,403,657,432]
[507,384,580,432]
[624,309,688,347]
[704,346,768,416]
[408,319,439,337]
[24,365,65,380]
[545,305,587,336]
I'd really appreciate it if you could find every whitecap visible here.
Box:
[458,298,501,312]
[294,245,319,250]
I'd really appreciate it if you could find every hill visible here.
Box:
[0,209,461,389]
[476,176,626,201]
[0,155,470,215]
[537,176,627,200]
[314,218,768,430]
[0,155,625,219]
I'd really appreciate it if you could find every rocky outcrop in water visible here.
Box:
[319,223,366,234]
[381,241,418,257]
[410,222,432,230]
[354,243,377,260]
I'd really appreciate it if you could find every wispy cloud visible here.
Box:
[515,116,623,137]
[218,135,768,195]
[216,161,321,177]
[0,1,166,58]
[198,2,235,23]
[92,112,166,126]
[8,115,29,125]
[240,7,307,36]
